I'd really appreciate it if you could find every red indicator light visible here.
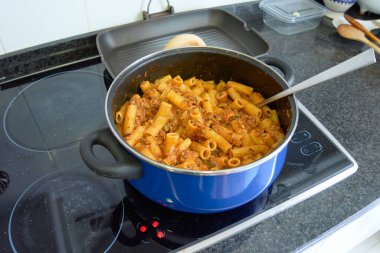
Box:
[152,220,159,228]
[156,230,165,239]
[139,225,147,233]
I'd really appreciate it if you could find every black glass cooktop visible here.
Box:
[0,59,356,253]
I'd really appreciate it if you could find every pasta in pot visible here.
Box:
[115,75,285,171]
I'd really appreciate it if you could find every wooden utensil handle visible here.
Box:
[364,39,380,55]
[345,15,380,45]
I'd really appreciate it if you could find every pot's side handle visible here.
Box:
[257,56,295,86]
[80,128,143,179]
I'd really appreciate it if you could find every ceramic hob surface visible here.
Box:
[0,60,356,253]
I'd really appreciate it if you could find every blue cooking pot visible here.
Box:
[80,47,298,213]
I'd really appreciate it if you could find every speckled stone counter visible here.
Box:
[1,2,379,253]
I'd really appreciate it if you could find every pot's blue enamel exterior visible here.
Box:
[129,145,288,213]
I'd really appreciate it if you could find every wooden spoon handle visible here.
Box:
[345,15,380,45]
[363,39,380,55]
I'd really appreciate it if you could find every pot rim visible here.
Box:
[105,46,299,176]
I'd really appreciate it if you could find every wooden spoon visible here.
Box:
[344,14,380,45]
[337,24,380,55]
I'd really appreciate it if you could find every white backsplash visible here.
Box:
[0,39,5,55]
[0,0,255,56]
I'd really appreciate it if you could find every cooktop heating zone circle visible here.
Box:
[3,71,108,152]
[8,167,125,253]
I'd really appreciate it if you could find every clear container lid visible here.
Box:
[259,0,326,23]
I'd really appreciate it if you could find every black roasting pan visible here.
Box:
[96,8,269,78]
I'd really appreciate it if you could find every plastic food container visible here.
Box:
[259,0,326,35]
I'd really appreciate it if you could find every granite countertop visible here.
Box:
[0,2,379,253]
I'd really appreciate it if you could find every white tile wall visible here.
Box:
[0,0,255,56]
[0,0,88,54]
[83,0,143,32]
[0,38,5,55]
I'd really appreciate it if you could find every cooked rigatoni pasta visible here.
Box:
[115,75,286,170]
[155,101,172,119]
[172,75,183,86]
[227,157,241,167]
[229,99,244,110]
[122,104,137,135]
[164,133,179,154]
[177,138,192,151]
[126,125,146,146]
[184,77,197,87]
[202,139,217,151]
[227,87,242,100]
[167,90,187,109]
[201,93,213,114]
[192,83,204,96]
[145,116,169,137]
[115,102,129,124]
[227,81,253,95]
[146,136,162,158]
[190,141,211,160]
